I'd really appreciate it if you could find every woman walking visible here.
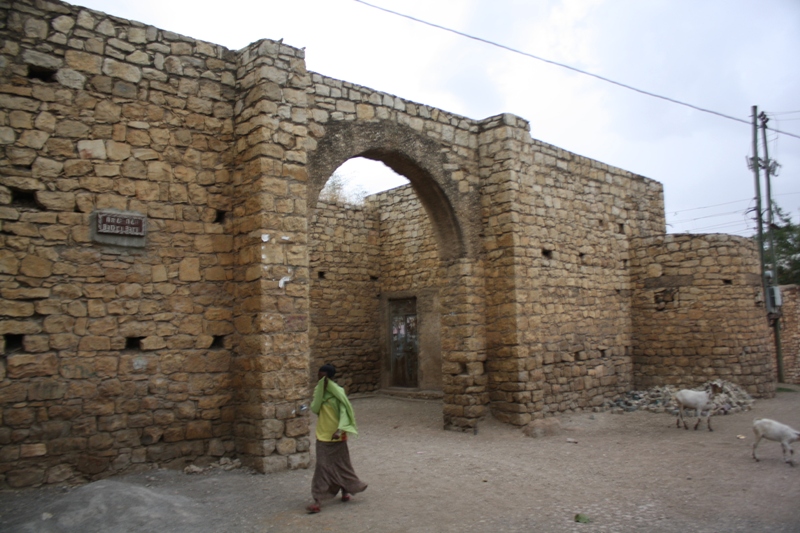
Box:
[307,364,368,513]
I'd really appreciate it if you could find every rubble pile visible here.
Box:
[183,457,247,475]
[604,381,755,415]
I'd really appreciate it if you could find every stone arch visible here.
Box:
[306,119,487,431]
[307,121,468,261]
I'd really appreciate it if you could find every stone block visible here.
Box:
[6,353,58,378]
[29,379,68,401]
[6,468,45,488]
[186,420,213,440]
[0,299,34,317]
[20,255,53,278]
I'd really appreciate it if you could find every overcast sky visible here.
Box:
[69,0,800,236]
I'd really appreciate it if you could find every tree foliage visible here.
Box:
[763,203,800,286]
[319,171,367,206]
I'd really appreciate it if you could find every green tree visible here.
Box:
[764,203,800,285]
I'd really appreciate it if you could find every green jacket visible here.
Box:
[310,377,359,436]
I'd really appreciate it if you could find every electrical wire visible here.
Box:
[669,198,751,215]
[353,0,800,142]
[668,192,799,217]
[669,208,754,225]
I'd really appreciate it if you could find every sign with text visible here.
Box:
[91,210,147,248]
[96,212,146,236]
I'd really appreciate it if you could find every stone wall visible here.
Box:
[373,185,443,391]
[631,234,775,396]
[0,0,779,489]
[308,197,380,393]
[304,74,490,430]
[308,185,443,393]
[778,285,799,384]
[0,0,242,488]
[478,114,662,424]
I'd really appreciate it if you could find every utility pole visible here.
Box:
[750,106,768,307]
[759,111,784,382]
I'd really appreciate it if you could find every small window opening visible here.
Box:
[27,65,57,82]
[214,210,227,224]
[579,253,585,263]
[125,337,143,350]
[542,249,553,259]
[318,271,326,279]
[211,335,225,349]
[723,279,732,285]
[654,288,676,311]
[10,189,39,209]
[618,223,625,234]
[3,334,24,354]
[370,275,379,281]
[600,349,607,358]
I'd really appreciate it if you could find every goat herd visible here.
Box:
[674,381,800,466]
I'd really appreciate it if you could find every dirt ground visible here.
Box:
[2,385,800,533]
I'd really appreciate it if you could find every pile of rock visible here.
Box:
[183,457,247,475]
[604,380,755,415]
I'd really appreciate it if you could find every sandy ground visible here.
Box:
[1,385,800,533]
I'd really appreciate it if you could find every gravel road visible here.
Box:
[2,385,799,532]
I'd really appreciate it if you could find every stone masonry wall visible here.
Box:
[0,0,239,487]
[0,0,779,488]
[308,197,380,393]
[374,184,444,391]
[230,38,312,474]
[479,113,663,424]
[778,285,799,384]
[374,184,439,294]
[308,185,441,393]
[631,234,776,396]
[305,74,490,429]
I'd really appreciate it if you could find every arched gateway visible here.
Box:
[306,119,487,431]
[0,1,776,488]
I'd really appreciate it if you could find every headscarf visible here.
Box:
[310,366,358,436]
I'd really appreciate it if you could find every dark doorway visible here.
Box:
[389,298,418,387]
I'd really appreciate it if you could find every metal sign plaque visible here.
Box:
[96,213,146,236]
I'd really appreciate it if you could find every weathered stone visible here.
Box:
[77,139,106,159]
[102,58,142,83]
[55,69,87,90]
[18,255,53,279]
[0,250,20,274]
[36,191,75,211]
[22,49,62,69]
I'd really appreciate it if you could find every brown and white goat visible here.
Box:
[674,381,723,431]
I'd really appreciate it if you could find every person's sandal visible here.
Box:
[341,493,351,502]
[306,503,321,513]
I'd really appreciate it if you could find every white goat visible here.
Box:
[752,418,800,466]
[674,381,723,431]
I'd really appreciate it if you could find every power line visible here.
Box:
[669,207,754,225]
[669,198,751,215]
[668,191,800,216]
[353,0,800,142]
